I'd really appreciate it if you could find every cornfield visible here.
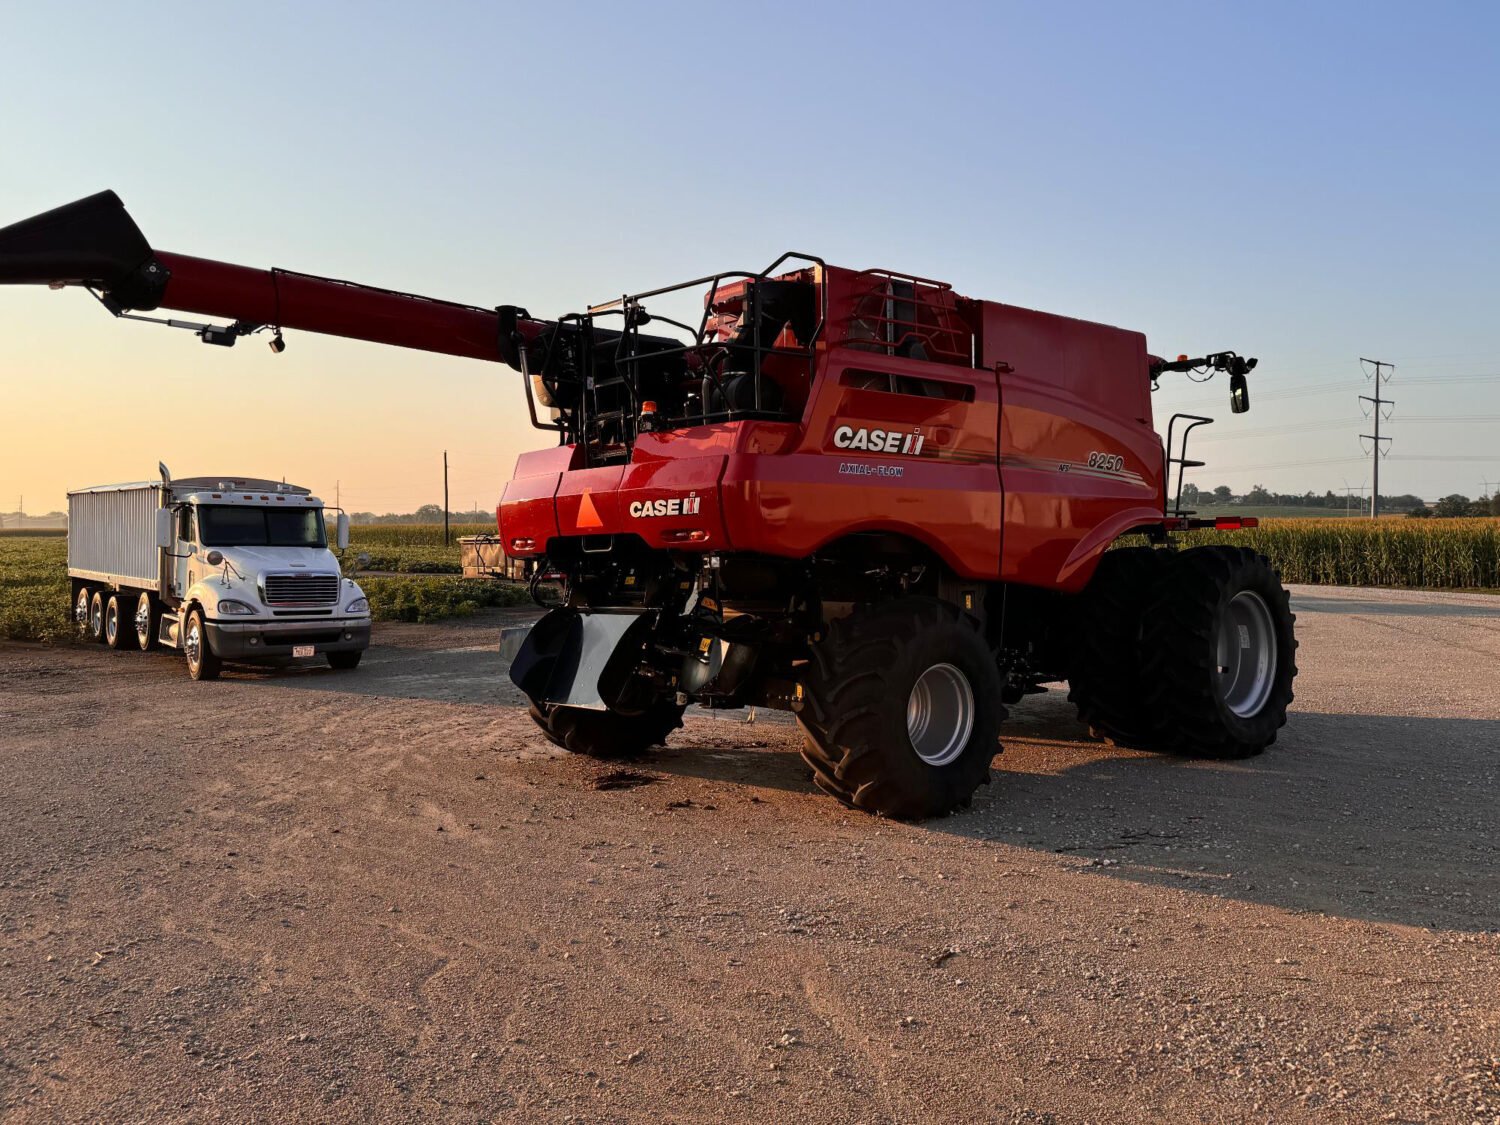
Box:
[1177,518,1500,589]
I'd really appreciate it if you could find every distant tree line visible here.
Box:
[1181,484,1427,512]
[1407,494,1500,518]
[347,503,494,525]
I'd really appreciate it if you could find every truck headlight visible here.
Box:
[346,596,370,615]
[218,599,257,616]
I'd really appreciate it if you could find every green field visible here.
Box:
[4,518,1496,643]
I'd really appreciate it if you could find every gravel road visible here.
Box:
[1,587,1497,1123]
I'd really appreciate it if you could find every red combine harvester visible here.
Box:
[0,192,1296,818]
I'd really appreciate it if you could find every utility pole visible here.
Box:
[443,451,450,546]
[1360,359,1394,518]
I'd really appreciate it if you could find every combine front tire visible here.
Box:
[1138,546,1297,758]
[798,597,1003,820]
[1067,547,1171,747]
[526,700,685,760]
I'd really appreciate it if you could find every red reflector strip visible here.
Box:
[1213,517,1259,530]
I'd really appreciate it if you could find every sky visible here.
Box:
[2,0,1498,514]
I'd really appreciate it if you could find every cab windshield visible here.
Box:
[197,505,327,548]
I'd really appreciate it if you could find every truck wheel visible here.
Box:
[104,594,134,650]
[327,651,362,670]
[1137,547,1297,758]
[74,586,93,639]
[183,607,222,681]
[87,590,107,643]
[525,699,684,759]
[1066,547,1171,747]
[135,592,160,651]
[798,597,1003,820]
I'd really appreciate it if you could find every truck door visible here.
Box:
[172,505,195,601]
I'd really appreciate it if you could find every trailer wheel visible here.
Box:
[134,592,160,651]
[104,594,134,650]
[74,586,93,639]
[1137,546,1297,758]
[525,699,684,759]
[1066,547,1171,746]
[87,590,107,644]
[798,597,1003,820]
[327,651,362,670]
[183,607,222,681]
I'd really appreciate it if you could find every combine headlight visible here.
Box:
[346,596,370,615]
[218,599,257,616]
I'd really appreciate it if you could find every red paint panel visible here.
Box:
[979,302,1166,589]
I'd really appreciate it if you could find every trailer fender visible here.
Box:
[506,607,657,710]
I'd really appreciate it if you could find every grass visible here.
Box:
[0,536,71,642]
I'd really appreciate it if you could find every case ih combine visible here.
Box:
[0,192,1296,818]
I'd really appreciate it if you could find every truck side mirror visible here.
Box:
[155,508,174,549]
[336,512,350,550]
[1229,372,1250,414]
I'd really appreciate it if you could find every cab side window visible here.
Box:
[177,507,194,543]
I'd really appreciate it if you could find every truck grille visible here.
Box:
[263,573,341,606]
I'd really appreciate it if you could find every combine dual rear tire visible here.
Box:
[1067,547,1171,747]
[526,700,685,760]
[798,597,1003,820]
[1138,546,1297,758]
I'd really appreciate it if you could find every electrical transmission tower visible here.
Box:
[1359,359,1394,517]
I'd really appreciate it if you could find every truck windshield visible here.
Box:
[197,506,327,548]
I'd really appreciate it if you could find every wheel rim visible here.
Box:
[1217,590,1278,718]
[906,662,976,767]
[75,590,90,633]
[185,620,201,667]
[106,602,119,644]
[135,596,151,644]
[90,596,103,638]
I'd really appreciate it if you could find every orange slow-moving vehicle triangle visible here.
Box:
[575,489,604,529]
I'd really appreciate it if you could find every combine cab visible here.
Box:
[0,192,1297,818]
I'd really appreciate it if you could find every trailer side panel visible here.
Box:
[67,485,160,587]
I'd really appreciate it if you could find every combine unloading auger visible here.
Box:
[0,190,538,361]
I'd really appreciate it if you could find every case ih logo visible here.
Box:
[832,425,926,456]
[629,494,702,518]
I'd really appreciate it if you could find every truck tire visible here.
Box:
[104,593,134,650]
[134,592,160,651]
[327,651,362,670]
[183,607,223,681]
[798,597,1003,820]
[87,590,107,644]
[1137,546,1297,758]
[1067,547,1171,747]
[74,586,93,639]
[525,699,684,759]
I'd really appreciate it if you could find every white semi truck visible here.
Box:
[68,465,371,679]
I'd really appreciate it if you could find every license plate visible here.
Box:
[293,644,316,658]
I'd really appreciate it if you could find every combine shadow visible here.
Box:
[940,692,1500,932]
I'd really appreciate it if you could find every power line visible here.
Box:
[1359,358,1395,517]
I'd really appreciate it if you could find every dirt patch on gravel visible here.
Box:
[1,589,1497,1122]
